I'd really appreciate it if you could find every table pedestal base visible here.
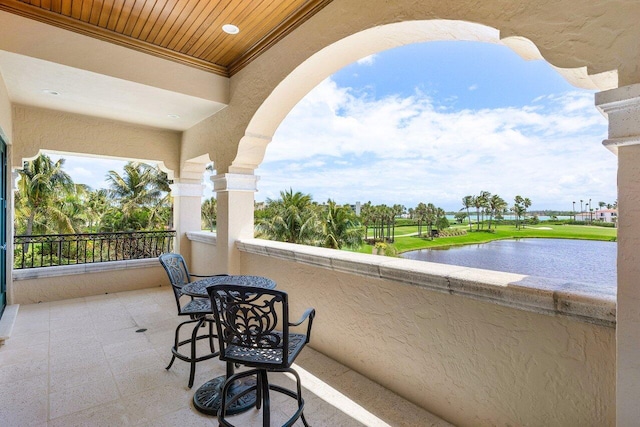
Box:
[193,375,257,416]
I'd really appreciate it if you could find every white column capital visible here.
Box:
[596,83,640,155]
[211,173,259,193]
[596,83,640,115]
[169,182,205,197]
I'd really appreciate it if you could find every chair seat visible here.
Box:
[181,298,212,315]
[225,332,307,366]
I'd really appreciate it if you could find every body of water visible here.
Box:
[445,215,571,221]
[401,238,616,286]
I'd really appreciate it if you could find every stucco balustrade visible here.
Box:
[187,232,615,426]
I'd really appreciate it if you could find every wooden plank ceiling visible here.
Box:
[0,0,332,76]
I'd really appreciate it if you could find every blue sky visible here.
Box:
[255,41,615,211]
[51,41,615,212]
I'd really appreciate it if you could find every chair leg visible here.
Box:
[217,369,261,426]
[208,320,216,353]
[166,317,196,370]
[165,354,176,370]
[256,369,262,410]
[284,367,309,427]
[188,317,205,388]
[261,370,270,427]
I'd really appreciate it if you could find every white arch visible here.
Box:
[232,19,617,172]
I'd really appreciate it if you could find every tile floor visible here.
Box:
[0,287,452,426]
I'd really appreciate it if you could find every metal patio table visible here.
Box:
[181,275,277,416]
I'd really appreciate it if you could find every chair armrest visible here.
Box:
[290,308,315,342]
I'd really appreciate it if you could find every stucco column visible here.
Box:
[211,173,258,274]
[596,83,640,426]
[169,180,204,268]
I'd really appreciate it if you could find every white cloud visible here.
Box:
[257,78,615,211]
[468,84,478,91]
[356,54,377,66]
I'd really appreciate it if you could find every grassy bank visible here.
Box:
[358,223,617,254]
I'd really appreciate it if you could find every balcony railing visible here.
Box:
[13,230,176,269]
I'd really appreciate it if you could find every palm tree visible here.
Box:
[391,204,405,240]
[472,192,490,231]
[435,207,449,231]
[461,195,473,231]
[85,189,110,231]
[321,200,363,249]
[488,194,507,230]
[424,203,437,237]
[202,197,217,232]
[105,162,170,230]
[255,189,319,244]
[59,184,93,232]
[414,202,427,237]
[359,202,374,241]
[478,191,491,230]
[383,204,395,242]
[514,195,524,229]
[16,153,76,235]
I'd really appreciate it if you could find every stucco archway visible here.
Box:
[232,19,617,173]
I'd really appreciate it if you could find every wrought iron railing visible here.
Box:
[14,230,176,269]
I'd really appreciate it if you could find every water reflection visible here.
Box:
[401,238,616,287]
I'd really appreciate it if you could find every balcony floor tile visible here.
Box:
[0,287,452,427]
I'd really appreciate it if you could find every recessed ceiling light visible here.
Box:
[42,89,60,96]
[167,114,180,119]
[222,24,240,35]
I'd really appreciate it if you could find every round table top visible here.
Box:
[181,275,276,298]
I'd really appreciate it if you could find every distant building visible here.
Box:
[596,209,618,223]
[349,201,361,216]
[575,209,617,223]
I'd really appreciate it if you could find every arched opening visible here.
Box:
[12,150,175,268]
[247,26,616,287]
[233,20,616,173]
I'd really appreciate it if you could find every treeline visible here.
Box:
[460,191,533,231]
[255,193,451,248]
[15,154,171,236]
[360,202,449,242]
[254,189,363,249]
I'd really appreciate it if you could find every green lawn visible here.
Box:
[358,223,616,254]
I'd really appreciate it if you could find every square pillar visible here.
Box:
[212,173,258,274]
[596,83,640,426]
[169,180,204,268]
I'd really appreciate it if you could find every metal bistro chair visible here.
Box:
[208,285,315,427]
[159,253,224,388]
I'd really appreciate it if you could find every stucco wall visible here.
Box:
[11,105,181,173]
[12,260,167,304]
[187,232,223,276]
[239,249,615,427]
[0,70,11,143]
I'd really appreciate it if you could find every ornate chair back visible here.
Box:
[209,285,309,370]
[159,253,194,313]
